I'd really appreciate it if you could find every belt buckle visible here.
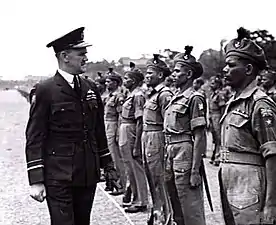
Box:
[220,149,230,163]
[165,135,171,144]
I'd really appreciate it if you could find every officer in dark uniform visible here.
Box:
[261,68,276,102]
[164,46,207,225]
[220,27,276,224]
[25,27,117,225]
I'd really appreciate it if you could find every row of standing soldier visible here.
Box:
[25,26,276,225]
[95,28,276,225]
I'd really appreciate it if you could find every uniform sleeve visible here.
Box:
[158,90,173,118]
[252,99,276,159]
[134,94,145,119]
[25,84,49,185]
[189,95,207,131]
[89,81,113,168]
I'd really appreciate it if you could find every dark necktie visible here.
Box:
[73,75,81,97]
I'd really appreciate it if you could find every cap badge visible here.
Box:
[234,41,241,48]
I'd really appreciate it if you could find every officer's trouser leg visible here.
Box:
[105,121,126,188]
[166,142,206,225]
[142,131,172,222]
[46,181,97,225]
[219,164,266,225]
[119,123,148,206]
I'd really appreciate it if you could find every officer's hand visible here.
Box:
[104,166,119,190]
[190,171,201,188]
[30,183,46,202]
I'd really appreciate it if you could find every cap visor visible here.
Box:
[72,42,92,49]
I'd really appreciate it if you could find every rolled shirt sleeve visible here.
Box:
[189,95,207,131]
[252,99,276,159]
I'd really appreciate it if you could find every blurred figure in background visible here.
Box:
[261,68,276,102]
[208,76,224,166]
[95,72,106,96]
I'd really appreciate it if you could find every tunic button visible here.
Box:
[61,108,65,111]
[83,112,86,116]
[181,169,185,172]
[226,126,229,130]
[52,151,55,155]
[148,153,151,157]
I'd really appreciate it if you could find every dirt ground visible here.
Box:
[0,90,224,225]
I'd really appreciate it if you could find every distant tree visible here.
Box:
[250,29,276,69]
[198,48,224,80]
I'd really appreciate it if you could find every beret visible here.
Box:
[173,46,203,76]
[224,27,267,70]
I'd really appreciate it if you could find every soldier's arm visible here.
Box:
[115,94,124,142]
[158,90,173,118]
[252,99,276,221]
[25,84,49,185]
[189,96,207,173]
[133,94,145,157]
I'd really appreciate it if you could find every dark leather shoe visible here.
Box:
[104,186,113,192]
[125,205,147,213]
[110,189,124,196]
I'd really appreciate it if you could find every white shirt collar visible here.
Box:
[58,69,74,85]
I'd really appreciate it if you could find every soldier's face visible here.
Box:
[262,74,274,88]
[193,80,200,90]
[145,67,160,87]
[105,78,118,91]
[223,56,248,89]
[210,77,219,90]
[173,63,191,88]
[65,48,88,75]
[123,74,135,89]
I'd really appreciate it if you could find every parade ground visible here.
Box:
[0,90,224,225]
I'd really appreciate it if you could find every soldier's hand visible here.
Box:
[190,171,201,188]
[30,183,46,202]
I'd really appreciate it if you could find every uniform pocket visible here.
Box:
[51,102,76,114]
[172,103,188,118]
[144,101,158,111]
[45,143,75,181]
[47,143,75,156]
[228,112,249,128]
[228,193,259,210]
[173,160,192,186]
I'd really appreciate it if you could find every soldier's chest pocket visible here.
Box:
[144,101,158,111]
[228,111,249,128]
[172,103,188,118]
[106,99,116,107]
[122,100,133,117]
[51,102,76,116]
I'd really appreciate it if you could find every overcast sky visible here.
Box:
[0,0,275,80]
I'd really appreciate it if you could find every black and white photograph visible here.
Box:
[1,0,276,224]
